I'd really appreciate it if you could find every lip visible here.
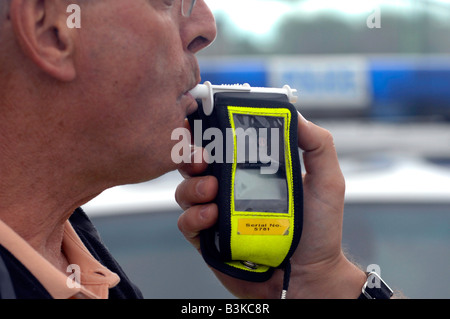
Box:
[184,90,199,116]
[183,78,201,115]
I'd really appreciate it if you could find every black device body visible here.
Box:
[187,92,303,282]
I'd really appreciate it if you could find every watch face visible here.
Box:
[362,272,394,299]
[232,113,289,214]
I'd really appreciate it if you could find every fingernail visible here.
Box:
[199,205,210,220]
[196,178,206,197]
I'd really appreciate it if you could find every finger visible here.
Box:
[175,175,218,211]
[175,119,209,178]
[296,112,345,199]
[297,113,342,178]
[178,146,209,178]
[177,203,218,252]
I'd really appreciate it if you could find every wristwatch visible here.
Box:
[358,272,394,299]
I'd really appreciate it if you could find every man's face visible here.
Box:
[70,0,216,184]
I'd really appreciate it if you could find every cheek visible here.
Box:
[123,92,186,160]
[79,4,183,84]
[73,4,189,175]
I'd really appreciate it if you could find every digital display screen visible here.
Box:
[232,113,288,213]
[235,168,287,200]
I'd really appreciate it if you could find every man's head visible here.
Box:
[0,0,216,193]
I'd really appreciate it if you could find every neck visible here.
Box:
[0,101,102,270]
[0,167,99,270]
[0,75,113,270]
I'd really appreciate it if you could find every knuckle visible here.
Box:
[321,128,336,148]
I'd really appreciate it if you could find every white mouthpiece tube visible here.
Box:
[189,81,298,116]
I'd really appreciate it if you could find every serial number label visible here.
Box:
[237,218,290,235]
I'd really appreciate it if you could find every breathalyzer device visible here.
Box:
[188,82,303,283]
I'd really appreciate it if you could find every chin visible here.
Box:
[139,154,180,183]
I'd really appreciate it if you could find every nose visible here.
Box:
[181,0,217,54]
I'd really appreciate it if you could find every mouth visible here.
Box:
[184,81,201,116]
[184,92,198,116]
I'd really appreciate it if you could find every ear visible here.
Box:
[9,0,76,81]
